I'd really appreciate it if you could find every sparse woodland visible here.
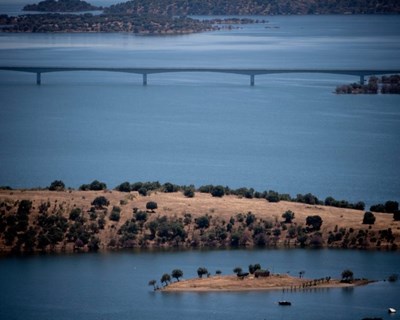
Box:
[0,181,398,254]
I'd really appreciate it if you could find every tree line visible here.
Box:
[49,179,374,211]
[104,0,400,16]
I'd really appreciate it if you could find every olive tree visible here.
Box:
[233,267,243,275]
[171,269,183,281]
[362,211,376,224]
[197,267,208,278]
[148,279,157,290]
[306,215,323,231]
[146,201,158,212]
[161,273,171,286]
[49,180,65,191]
[341,269,354,282]
[91,196,109,209]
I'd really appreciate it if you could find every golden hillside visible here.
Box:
[0,189,398,253]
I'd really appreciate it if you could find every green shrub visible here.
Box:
[195,215,210,229]
[109,206,121,221]
[69,208,82,221]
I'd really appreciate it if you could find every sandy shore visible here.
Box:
[161,274,372,292]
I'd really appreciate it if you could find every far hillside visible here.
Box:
[104,0,400,15]
[23,0,101,12]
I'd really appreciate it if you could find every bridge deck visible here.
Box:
[1,66,399,86]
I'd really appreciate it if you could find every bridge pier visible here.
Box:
[360,75,365,85]
[143,73,147,86]
[36,72,41,85]
[250,74,255,86]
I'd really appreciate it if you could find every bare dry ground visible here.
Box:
[0,189,399,251]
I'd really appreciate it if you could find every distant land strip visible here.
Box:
[1,66,400,86]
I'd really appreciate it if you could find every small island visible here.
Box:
[152,265,373,293]
[162,274,372,292]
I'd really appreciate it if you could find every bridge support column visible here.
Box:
[360,75,365,85]
[143,73,147,86]
[36,72,41,85]
[250,74,255,86]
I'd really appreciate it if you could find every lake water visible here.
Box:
[1,14,400,206]
[0,249,399,320]
[1,8,400,320]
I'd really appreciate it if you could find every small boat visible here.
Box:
[278,301,292,306]
[388,308,396,313]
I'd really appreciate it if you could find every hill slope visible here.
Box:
[0,189,398,253]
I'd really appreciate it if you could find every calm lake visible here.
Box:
[0,8,400,320]
[0,249,399,320]
[0,13,400,206]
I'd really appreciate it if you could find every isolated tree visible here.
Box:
[161,273,171,286]
[146,201,158,212]
[282,210,295,223]
[362,211,376,225]
[148,279,157,290]
[197,267,208,278]
[171,269,183,282]
[306,215,323,231]
[341,269,354,282]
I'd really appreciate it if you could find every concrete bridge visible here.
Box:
[1,66,399,86]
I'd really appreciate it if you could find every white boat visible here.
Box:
[388,307,396,313]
